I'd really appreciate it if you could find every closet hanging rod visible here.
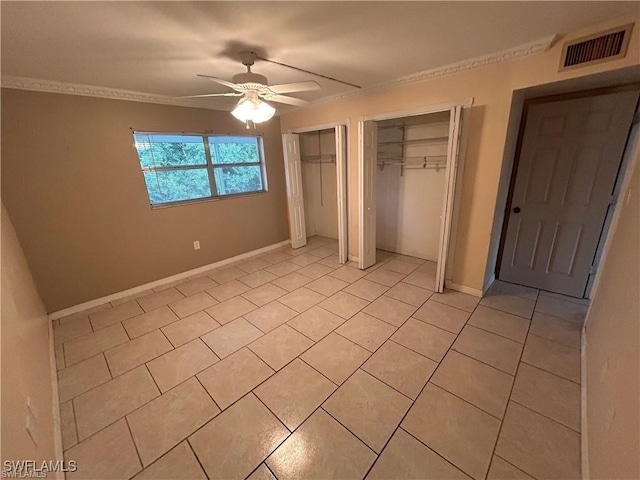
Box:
[378,155,447,161]
[377,162,446,171]
[377,161,446,167]
[378,136,449,146]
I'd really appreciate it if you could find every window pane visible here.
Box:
[213,166,263,195]
[209,136,260,164]
[134,134,206,168]
[143,169,211,204]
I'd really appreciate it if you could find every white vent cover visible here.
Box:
[559,23,633,72]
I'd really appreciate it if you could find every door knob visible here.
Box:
[513,207,521,214]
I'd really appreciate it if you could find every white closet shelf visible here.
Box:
[378,155,447,160]
[377,156,446,172]
[301,154,337,164]
[378,121,450,130]
[377,136,449,146]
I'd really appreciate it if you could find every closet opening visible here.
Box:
[282,124,348,264]
[359,103,468,292]
[376,111,450,279]
[300,129,340,242]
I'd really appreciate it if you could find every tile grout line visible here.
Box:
[477,301,537,320]
[263,460,279,480]
[123,416,145,476]
[193,374,222,413]
[143,363,163,396]
[484,288,540,479]
[508,398,581,434]
[444,347,517,378]
[492,451,538,478]
[361,292,485,480]
[185,438,210,479]
[64,248,574,480]
[74,373,215,471]
[526,329,583,351]
[399,426,484,478]
[518,357,581,385]
[297,294,434,475]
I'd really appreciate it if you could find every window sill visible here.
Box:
[149,190,268,210]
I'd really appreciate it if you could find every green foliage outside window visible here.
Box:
[133,133,266,206]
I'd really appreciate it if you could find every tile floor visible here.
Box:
[54,236,587,480]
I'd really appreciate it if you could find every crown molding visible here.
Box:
[310,34,558,108]
[1,34,556,112]
[0,75,233,111]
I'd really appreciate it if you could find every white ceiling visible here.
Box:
[2,1,638,110]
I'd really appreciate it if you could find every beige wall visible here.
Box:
[584,141,639,479]
[1,90,290,311]
[279,16,640,292]
[1,203,57,464]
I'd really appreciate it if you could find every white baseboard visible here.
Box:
[482,273,496,296]
[348,255,360,262]
[48,318,64,477]
[444,280,483,298]
[581,325,589,479]
[50,239,291,320]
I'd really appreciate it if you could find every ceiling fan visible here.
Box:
[182,51,321,125]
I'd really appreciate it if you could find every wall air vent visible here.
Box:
[559,23,633,72]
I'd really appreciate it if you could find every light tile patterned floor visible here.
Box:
[55,236,586,480]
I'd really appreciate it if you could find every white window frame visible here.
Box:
[133,131,268,208]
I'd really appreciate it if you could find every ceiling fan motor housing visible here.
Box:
[232,72,268,87]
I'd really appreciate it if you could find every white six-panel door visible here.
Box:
[500,90,639,297]
[282,133,307,249]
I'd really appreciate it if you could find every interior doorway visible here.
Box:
[282,124,348,263]
[498,88,639,298]
[359,103,468,293]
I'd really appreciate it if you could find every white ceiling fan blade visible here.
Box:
[266,94,310,107]
[196,74,245,92]
[268,81,321,94]
[179,93,243,99]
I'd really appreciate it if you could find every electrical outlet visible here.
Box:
[193,241,200,250]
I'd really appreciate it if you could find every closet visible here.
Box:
[300,129,338,239]
[359,103,466,292]
[376,111,450,261]
[282,125,348,263]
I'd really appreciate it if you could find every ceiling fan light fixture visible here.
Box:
[231,92,275,124]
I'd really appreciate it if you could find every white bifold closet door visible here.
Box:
[282,133,306,249]
[360,121,378,269]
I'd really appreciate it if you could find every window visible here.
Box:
[133,133,267,206]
